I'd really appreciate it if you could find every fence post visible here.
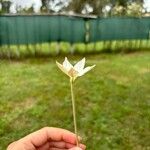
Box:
[85,18,90,52]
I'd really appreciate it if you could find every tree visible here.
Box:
[89,0,111,16]
[41,0,49,13]
[115,0,127,7]
[68,0,85,14]
[1,0,11,13]
[111,0,144,17]
[67,0,111,16]
[126,2,143,16]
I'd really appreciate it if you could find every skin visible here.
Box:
[7,127,86,150]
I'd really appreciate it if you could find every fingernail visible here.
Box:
[80,144,86,149]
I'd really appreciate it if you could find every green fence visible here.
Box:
[0,15,85,45]
[89,17,150,41]
[0,15,150,57]
[0,15,150,45]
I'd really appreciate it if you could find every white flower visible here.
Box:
[56,57,95,81]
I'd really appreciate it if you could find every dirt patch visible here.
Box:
[1,97,37,123]
[139,68,150,74]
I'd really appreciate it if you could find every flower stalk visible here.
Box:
[70,78,79,146]
[56,57,95,147]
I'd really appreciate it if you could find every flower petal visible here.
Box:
[56,61,69,77]
[74,58,85,72]
[63,57,73,71]
[78,65,95,76]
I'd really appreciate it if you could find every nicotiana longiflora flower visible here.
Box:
[56,57,95,146]
[56,57,95,81]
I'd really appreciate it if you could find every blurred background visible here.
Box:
[0,0,150,57]
[0,0,150,150]
[0,0,150,16]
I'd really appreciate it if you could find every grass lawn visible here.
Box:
[0,52,150,149]
[1,40,150,58]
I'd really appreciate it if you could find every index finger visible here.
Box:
[20,127,79,147]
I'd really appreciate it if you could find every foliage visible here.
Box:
[0,0,11,13]
[0,52,150,150]
[126,2,143,17]
[111,5,125,16]
[0,0,146,17]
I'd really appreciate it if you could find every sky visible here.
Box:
[9,0,71,13]
[9,0,42,13]
[143,0,150,12]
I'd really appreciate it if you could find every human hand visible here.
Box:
[7,127,86,150]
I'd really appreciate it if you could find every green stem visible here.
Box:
[70,78,79,147]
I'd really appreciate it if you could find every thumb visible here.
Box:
[69,147,82,150]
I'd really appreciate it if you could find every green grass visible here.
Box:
[0,52,150,149]
[0,40,150,58]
